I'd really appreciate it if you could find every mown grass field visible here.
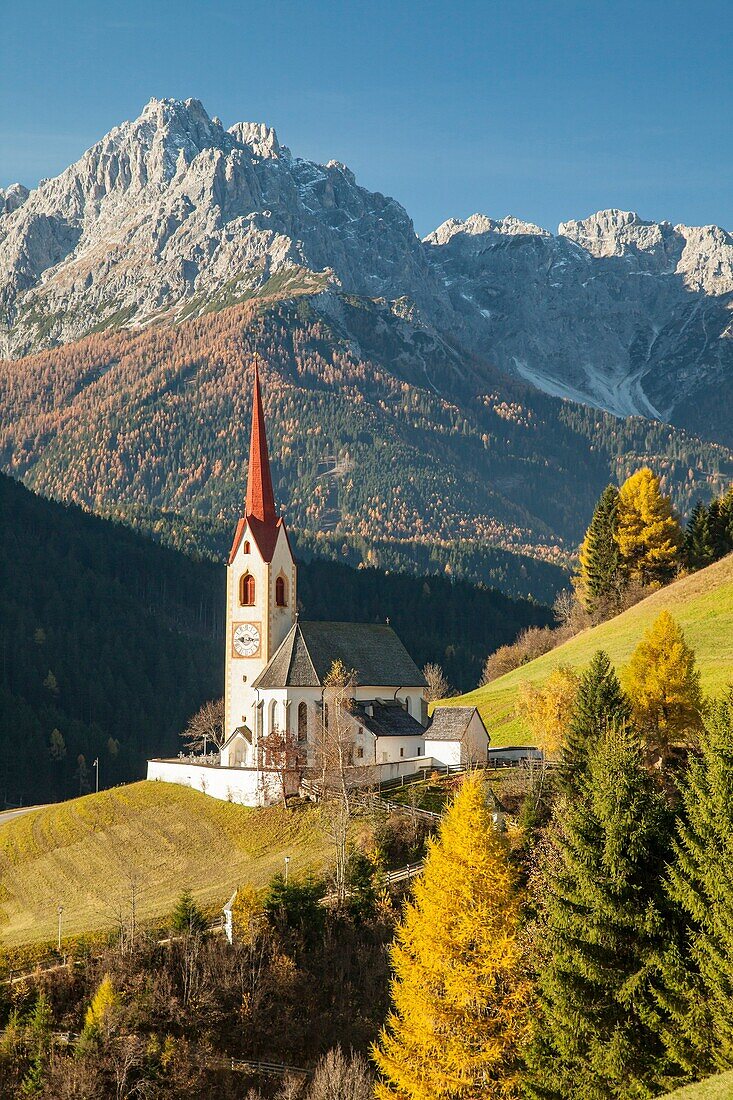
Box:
[0,782,329,948]
[444,554,733,746]
[663,1071,733,1098]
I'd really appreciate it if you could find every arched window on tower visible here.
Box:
[275,575,288,607]
[243,540,250,554]
[297,702,308,744]
[240,573,255,606]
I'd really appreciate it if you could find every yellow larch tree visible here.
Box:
[615,467,682,585]
[372,771,532,1099]
[82,973,121,1041]
[516,665,580,757]
[623,610,702,762]
[230,883,267,946]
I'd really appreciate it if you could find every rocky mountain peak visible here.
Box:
[4,99,733,435]
[229,121,284,159]
[139,96,221,141]
[0,184,29,217]
[425,213,549,247]
[0,96,450,358]
[558,209,679,260]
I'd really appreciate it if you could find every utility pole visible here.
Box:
[284,855,290,886]
[57,904,63,953]
[130,878,137,945]
[93,757,99,794]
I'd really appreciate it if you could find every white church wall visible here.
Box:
[224,530,267,744]
[342,755,436,787]
[146,759,294,806]
[397,690,425,719]
[373,735,426,764]
[220,731,253,768]
[268,528,297,655]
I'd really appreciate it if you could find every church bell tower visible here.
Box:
[223,360,297,745]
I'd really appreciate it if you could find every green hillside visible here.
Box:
[0,782,328,947]
[663,1072,733,1099]
[0,471,553,806]
[447,554,733,746]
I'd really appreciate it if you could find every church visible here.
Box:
[148,362,489,805]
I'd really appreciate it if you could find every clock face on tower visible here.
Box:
[233,622,261,657]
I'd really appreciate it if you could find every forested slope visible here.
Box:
[2,294,732,584]
[0,474,223,806]
[0,474,551,804]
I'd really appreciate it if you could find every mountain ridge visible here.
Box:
[2,97,733,440]
[2,294,733,582]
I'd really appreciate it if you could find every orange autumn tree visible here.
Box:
[372,772,531,1099]
[623,610,702,762]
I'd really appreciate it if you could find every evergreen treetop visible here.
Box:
[575,484,622,612]
[170,889,208,936]
[525,725,678,1099]
[561,649,631,793]
[708,490,733,560]
[684,501,715,571]
[659,697,733,1078]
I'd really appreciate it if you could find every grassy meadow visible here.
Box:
[444,554,733,746]
[0,782,329,948]
[663,1072,733,1099]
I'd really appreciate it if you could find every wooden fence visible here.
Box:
[231,1057,310,1078]
[383,862,425,885]
[1,954,71,986]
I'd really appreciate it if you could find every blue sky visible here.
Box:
[2,0,732,235]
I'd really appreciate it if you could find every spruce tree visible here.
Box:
[560,650,630,793]
[659,697,733,1077]
[524,726,677,1100]
[170,889,207,935]
[683,501,714,571]
[19,993,52,1098]
[708,493,733,561]
[616,467,683,586]
[373,772,531,1099]
[720,488,733,553]
[575,485,622,612]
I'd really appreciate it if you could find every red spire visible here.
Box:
[245,358,277,525]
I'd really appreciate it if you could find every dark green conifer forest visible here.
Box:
[0,473,552,805]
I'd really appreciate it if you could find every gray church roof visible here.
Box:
[426,706,487,743]
[354,700,426,739]
[253,621,427,690]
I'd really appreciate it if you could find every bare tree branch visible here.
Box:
[181,697,224,753]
